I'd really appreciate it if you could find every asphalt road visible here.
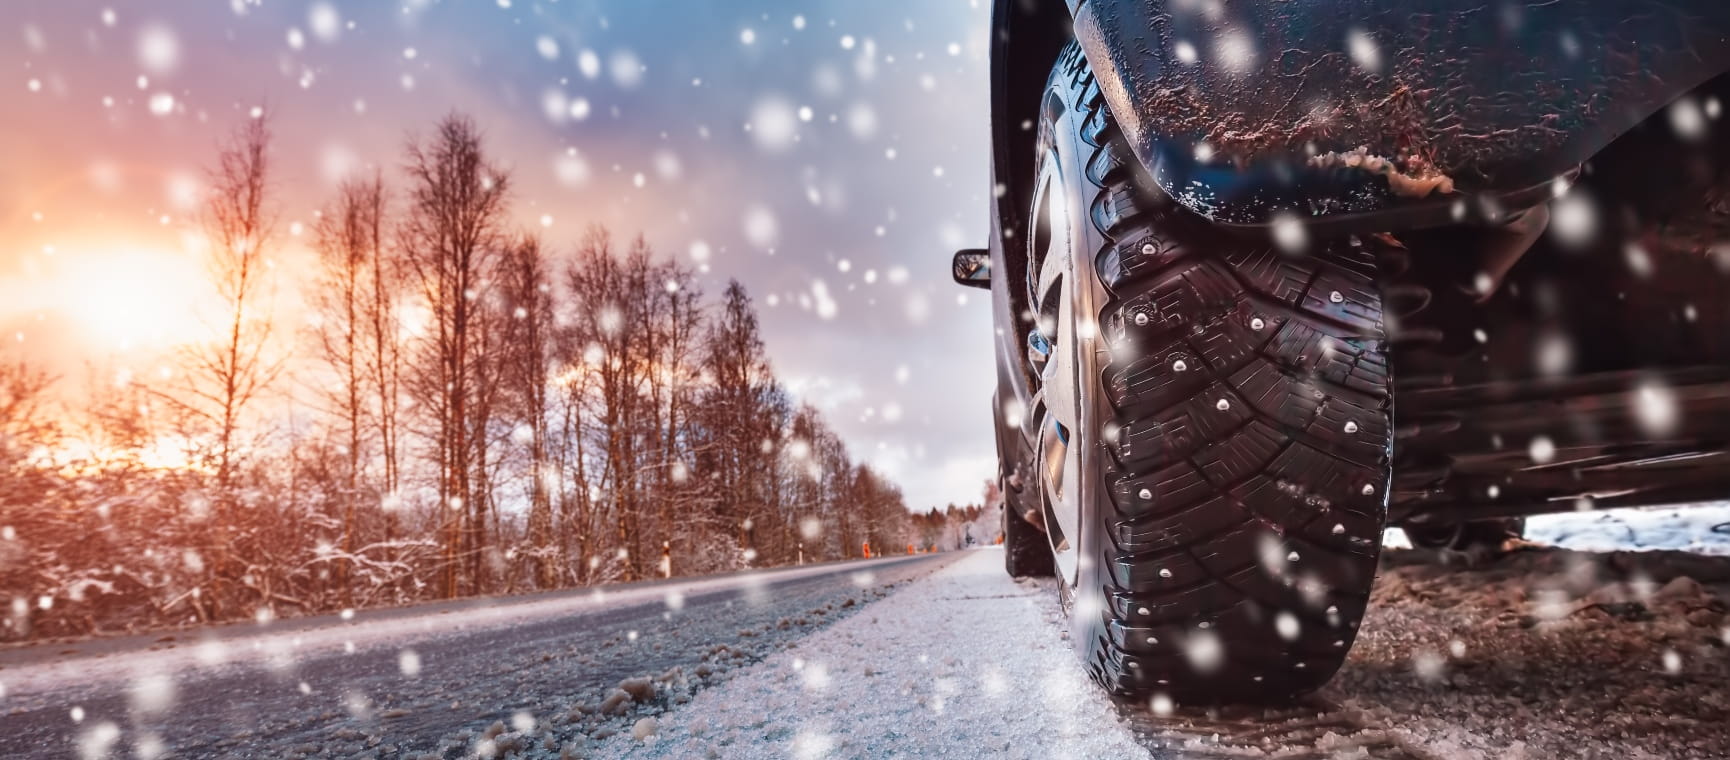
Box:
[0,552,963,759]
[6,537,1726,759]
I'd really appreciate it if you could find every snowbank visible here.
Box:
[1385,503,1730,555]
[1526,503,1730,555]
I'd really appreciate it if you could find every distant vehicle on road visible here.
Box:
[954,0,1730,702]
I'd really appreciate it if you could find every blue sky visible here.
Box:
[1,0,999,510]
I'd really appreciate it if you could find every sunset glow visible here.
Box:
[54,246,211,350]
[1,0,994,511]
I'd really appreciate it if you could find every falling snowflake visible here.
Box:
[1184,630,1224,673]
[750,96,799,152]
[535,35,559,61]
[811,280,838,319]
[1528,435,1555,464]
[307,3,341,43]
[399,649,422,677]
[743,205,779,248]
[1214,28,1257,74]
[1549,191,1598,249]
[554,151,591,187]
[147,92,175,116]
[1346,28,1382,72]
[609,49,645,89]
[846,102,879,140]
[130,674,175,716]
[1669,96,1709,142]
[137,24,180,74]
[1634,382,1680,437]
[1412,649,1446,683]
[1271,213,1308,254]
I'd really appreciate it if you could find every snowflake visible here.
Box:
[609,49,644,89]
[1346,28,1382,73]
[308,3,341,43]
[137,24,180,74]
[535,35,559,61]
[743,205,779,248]
[399,648,422,677]
[750,96,799,152]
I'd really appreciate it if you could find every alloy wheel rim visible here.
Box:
[1028,148,1084,584]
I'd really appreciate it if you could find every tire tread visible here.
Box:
[1048,41,1392,701]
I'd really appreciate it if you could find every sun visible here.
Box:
[59,248,208,350]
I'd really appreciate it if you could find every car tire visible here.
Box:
[1031,42,1393,702]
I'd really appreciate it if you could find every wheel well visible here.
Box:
[990,0,1073,280]
[986,1,1074,516]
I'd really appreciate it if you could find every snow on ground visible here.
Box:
[1527,503,1730,555]
[0,560,897,701]
[1384,503,1730,555]
[0,560,892,706]
[603,548,1150,760]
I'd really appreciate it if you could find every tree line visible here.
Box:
[0,112,991,641]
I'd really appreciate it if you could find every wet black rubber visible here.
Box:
[1041,43,1393,702]
[1003,504,1056,578]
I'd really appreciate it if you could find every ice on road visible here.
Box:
[612,548,1149,759]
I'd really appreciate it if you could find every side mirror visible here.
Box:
[952,249,991,290]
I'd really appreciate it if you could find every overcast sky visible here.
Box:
[0,1,999,511]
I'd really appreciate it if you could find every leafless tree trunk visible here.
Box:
[695,281,783,565]
[169,115,282,501]
[148,115,283,620]
[500,236,559,587]
[354,174,402,513]
[310,176,388,601]
[399,114,510,598]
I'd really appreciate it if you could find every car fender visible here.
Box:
[1067,0,1730,227]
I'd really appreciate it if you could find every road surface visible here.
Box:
[606,543,1730,760]
[0,553,962,759]
[4,508,1729,759]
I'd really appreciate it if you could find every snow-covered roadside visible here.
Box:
[0,559,917,701]
[1527,503,1730,555]
[602,549,1149,760]
[1385,503,1730,555]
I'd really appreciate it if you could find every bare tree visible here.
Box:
[137,115,286,622]
[564,230,644,581]
[0,356,57,471]
[499,235,558,587]
[309,174,392,598]
[353,175,406,563]
[694,281,782,563]
[4,111,929,641]
[399,114,511,598]
[165,115,282,501]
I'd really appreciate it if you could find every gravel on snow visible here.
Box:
[1331,544,1730,759]
[606,548,1151,760]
